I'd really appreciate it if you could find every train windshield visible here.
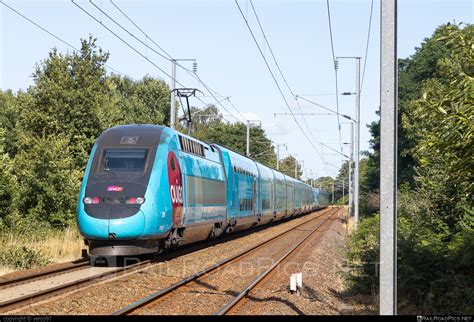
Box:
[101,149,148,172]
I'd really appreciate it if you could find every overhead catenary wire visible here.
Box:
[72,0,181,85]
[325,0,344,163]
[361,0,374,90]
[235,0,331,166]
[250,0,330,171]
[1,1,130,78]
[109,0,173,60]
[104,0,247,123]
[4,3,229,128]
[204,85,248,122]
[295,95,354,121]
[248,0,327,171]
[248,0,294,97]
[97,0,247,123]
[89,0,172,63]
[72,0,244,123]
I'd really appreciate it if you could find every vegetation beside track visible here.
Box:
[0,224,83,275]
[344,23,473,314]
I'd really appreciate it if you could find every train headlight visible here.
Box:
[126,197,145,205]
[84,197,100,204]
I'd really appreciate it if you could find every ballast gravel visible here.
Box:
[7,207,348,315]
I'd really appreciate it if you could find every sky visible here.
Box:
[1,0,472,179]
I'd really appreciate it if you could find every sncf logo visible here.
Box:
[170,183,183,204]
[107,186,123,192]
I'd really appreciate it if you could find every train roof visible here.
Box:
[98,124,166,147]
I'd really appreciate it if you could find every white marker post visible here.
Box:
[290,272,303,294]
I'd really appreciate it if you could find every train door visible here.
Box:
[270,180,276,216]
[234,168,239,215]
[253,176,257,216]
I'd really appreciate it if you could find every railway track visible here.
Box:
[0,258,153,313]
[0,260,89,290]
[112,207,340,315]
[216,208,339,315]
[0,208,332,314]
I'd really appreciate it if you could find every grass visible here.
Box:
[0,226,84,277]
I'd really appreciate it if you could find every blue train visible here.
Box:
[77,125,330,260]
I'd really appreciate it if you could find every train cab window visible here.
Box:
[102,149,148,172]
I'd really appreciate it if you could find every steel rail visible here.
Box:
[0,259,152,313]
[0,207,332,314]
[0,260,89,290]
[112,208,334,315]
[215,208,339,315]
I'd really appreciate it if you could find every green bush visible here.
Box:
[345,190,474,314]
[344,214,380,296]
[0,245,51,270]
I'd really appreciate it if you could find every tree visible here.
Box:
[0,129,17,223]
[0,90,21,158]
[18,36,112,169]
[333,161,350,203]
[363,23,457,193]
[190,106,277,168]
[346,23,473,314]
[404,23,473,231]
[109,74,168,126]
[314,176,334,196]
[0,36,175,228]
[275,155,302,179]
[13,135,82,227]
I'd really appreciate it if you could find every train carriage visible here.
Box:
[174,133,227,245]
[77,125,328,262]
[209,145,259,232]
[294,180,302,215]
[254,162,275,225]
[283,174,295,217]
[271,169,287,221]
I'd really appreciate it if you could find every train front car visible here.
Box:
[77,125,179,262]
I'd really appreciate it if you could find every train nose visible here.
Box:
[108,209,146,239]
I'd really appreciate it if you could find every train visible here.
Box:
[77,124,330,263]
